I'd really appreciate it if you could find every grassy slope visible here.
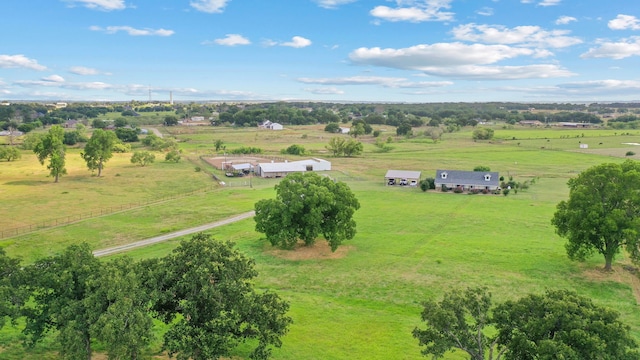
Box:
[1,124,640,359]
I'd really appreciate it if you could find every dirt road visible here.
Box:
[93,211,255,257]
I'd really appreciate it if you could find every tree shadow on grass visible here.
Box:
[4,180,51,186]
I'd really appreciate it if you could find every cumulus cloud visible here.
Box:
[205,34,251,46]
[555,16,577,25]
[304,87,345,95]
[349,43,574,80]
[314,0,357,9]
[62,0,126,11]
[416,64,574,80]
[264,36,312,48]
[608,14,640,30]
[370,0,454,23]
[521,0,560,6]
[0,55,47,71]
[69,66,99,75]
[297,76,453,88]
[42,75,65,83]
[581,36,640,59]
[539,0,561,6]
[282,36,312,48]
[190,0,229,13]
[452,23,582,48]
[350,43,550,69]
[476,7,494,16]
[90,26,174,36]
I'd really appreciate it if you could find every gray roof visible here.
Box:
[435,170,499,187]
[385,170,421,179]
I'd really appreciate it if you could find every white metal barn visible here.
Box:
[256,158,331,178]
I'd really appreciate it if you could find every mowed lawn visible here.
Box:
[1,124,639,359]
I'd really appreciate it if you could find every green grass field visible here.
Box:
[1,124,639,359]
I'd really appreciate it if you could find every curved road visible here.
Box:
[93,211,255,257]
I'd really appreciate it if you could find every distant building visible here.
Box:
[256,158,331,178]
[258,120,283,130]
[435,170,500,192]
[385,170,421,186]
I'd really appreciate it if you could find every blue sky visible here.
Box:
[1,0,639,103]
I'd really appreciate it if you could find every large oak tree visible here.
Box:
[551,160,640,270]
[254,172,360,251]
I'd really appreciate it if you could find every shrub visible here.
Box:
[453,186,464,193]
[165,150,181,163]
[281,144,306,156]
[420,178,435,192]
[626,151,635,156]
[112,143,131,153]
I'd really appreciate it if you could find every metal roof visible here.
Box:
[435,170,500,187]
[385,170,422,179]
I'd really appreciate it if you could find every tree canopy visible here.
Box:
[33,125,67,182]
[147,233,292,360]
[81,129,118,176]
[551,160,640,270]
[414,287,640,360]
[254,172,360,251]
[494,289,640,360]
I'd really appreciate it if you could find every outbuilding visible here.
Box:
[256,158,331,178]
[385,170,421,186]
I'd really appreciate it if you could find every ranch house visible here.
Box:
[434,170,500,192]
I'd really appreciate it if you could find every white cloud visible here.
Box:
[554,80,640,96]
[476,7,494,16]
[207,34,251,46]
[370,0,454,23]
[190,0,229,13]
[581,37,640,59]
[0,55,47,71]
[281,36,312,48]
[304,87,345,95]
[42,75,65,83]
[350,43,549,69]
[608,14,640,30]
[416,64,574,80]
[349,43,574,80]
[90,26,174,36]
[521,0,560,6]
[314,0,357,9]
[452,24,582,48]
[69,66,99,75]
[62,0,125,11]
[555,16,577,25]
[297,76,453,88]
[539,0,561,6]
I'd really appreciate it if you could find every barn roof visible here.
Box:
[385,170,422,179]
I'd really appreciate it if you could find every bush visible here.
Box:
[324,123,340,133]
[472,128,494,140]
[281,144,306,156]
[229,146,262,155]
[453,186,464,193]
[420,178,435,192]
[165,150,181,163]
[626,151,635,156]
[112,143,131,153]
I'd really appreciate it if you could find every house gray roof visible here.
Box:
[435,170,499,187]
[385,170,421,179]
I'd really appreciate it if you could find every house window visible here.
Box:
[441,172,447,179]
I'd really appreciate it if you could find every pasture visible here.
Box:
[1,124,640,359]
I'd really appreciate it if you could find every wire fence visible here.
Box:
[1,186,219,240]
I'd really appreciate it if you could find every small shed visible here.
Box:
[385,170,421,186]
